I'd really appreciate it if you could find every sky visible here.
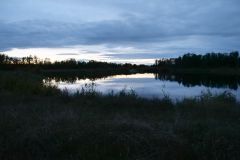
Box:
[0,0,240,64]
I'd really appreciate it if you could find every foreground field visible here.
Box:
[0,71,240,160]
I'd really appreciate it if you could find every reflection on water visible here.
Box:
[43,73,240,100]
[155,74,240,90]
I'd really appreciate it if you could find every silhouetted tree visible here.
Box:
[156,51,240,68]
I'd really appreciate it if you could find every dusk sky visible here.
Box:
[1,0,240,64]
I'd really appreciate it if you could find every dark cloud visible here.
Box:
[0,0,240,56]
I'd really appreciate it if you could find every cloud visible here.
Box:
[106,53,179,59]
[0,0,240,56]
[56,53,79,56]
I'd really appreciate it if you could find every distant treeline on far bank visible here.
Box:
[155,51,240,68]
[0,51,240,70]
[0,53,148,70]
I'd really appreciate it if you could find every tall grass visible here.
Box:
[0,71,239,160]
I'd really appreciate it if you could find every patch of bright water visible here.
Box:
[43,73,240,101]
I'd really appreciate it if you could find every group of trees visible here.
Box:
[0,54,50,65]
[41,59,128,70]
[155,51,240,68]
[0,53,149,70]
[1,51,240,70]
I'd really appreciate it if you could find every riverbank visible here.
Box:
[39,67,240,78]
[0,71,240,160]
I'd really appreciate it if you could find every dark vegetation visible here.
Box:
[0,52,240,159]
[155,51,240,68]
[1,51,240,74]
[0,54,151,72]
[0,71,240,160]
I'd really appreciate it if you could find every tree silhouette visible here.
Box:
[155,51,240,68]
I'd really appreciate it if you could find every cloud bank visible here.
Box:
[0,0,240,60]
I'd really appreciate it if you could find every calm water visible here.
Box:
[44,73,240,101]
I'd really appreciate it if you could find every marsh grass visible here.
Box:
[0,71,240,160]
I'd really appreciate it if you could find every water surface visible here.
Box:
[44,73,240,101]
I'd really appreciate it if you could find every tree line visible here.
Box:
[0,54,148,70]
[1,51,239,70]
[155,51,240,68]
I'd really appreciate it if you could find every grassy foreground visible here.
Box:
[0,71,240,160]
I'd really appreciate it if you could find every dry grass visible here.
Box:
[0,71,240,160]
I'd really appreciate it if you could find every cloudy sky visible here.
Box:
[1,0,240,64]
